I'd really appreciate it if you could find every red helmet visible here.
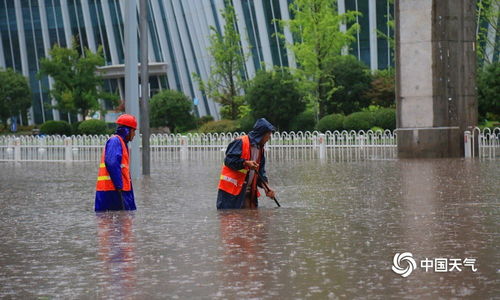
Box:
[116,114,137,129]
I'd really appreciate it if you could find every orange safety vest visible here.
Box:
[218,135,261,196]
[96,135,131,191]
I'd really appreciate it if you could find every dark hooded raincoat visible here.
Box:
[95,126,137,211]
[217,118,275,209]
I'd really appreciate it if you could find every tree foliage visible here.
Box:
[289,110,317,132]
[245,68,305,131]
[325,55,372,115]
[149,89,196,133]
[365,68,395,108]
[282,0,359,118]
[38,42,118,118]
[477,61,500,119]
[0,68,32,125]
[195,0,246,120]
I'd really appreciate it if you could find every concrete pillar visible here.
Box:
[124,0,141,179]
[395,0,477,158]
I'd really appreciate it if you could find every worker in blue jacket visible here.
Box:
[95,114,137,211]
[217,118,276,209]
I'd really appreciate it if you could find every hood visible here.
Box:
[248,118,275,145]
[115,125,131,142]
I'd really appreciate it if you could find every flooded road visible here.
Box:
[0,158,499,299]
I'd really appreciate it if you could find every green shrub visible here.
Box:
[289,110,316,132]
[149,89,196,133]
[199,120,239,133]
[372,108,396,130]
[78,119,109,135]
[196,115,214,127]
[365,68,395,108]
[40,120,71,135]
[343,111,375,131]
[238,115,256,133]
[71,121,82,135]
[325,55,372,115]
[316,114,345,132]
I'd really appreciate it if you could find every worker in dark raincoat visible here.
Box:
[217,118,276,209]
[95,114,137,211]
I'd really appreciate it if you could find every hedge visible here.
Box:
[372,108,396,130]
[78,119,109,135]
[40,120,71,135]
[343,112,375,131]
[316,114,345,132]
[199,120,239,133]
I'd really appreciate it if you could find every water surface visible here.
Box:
[0,158,498,298]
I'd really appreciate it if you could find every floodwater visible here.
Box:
[0,158,498,299]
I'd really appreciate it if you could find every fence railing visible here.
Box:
[0,130,397,162]
[464,127,500,159]
[1,127,498,162]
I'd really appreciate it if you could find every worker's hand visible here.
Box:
[244,160,259,170]
[265,188,275,199]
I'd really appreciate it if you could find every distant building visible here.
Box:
[0,0,497,125]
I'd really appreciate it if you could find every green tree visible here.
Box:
[376,0,394,61]
[325,55,372,115]
[477,62,500,119]
[282,0,359,118]
[476,0,500,65]
[38,42,118,118]
[245,68,305,131]
[195,0,246,120]
[365,68,395,108]
[0,68,32,126]
[149,89,196,133]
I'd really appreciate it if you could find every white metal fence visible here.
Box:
[1,127,497,162]
[0,130,397,162]
[464,127,500,159]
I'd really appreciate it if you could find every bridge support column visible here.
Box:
[395,0,477,158]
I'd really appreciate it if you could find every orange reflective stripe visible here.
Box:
[96,135,132,191]
[218,135,252,195]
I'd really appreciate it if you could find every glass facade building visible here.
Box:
[0,0,498,125]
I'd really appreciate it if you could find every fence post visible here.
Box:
[14,138,21,161]
[180,135,188,160]
[65,137,73,162]
[464,131,471,158]
[318,133,326,160]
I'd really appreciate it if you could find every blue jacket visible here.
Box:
[217,118,275,209]
[95,126,136,211]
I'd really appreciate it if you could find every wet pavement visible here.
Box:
[0,158,499,299]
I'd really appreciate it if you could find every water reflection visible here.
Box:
[0,159,497,298]
[218,210,270,298]
[397,160,490,298]
[96,212,136,298]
